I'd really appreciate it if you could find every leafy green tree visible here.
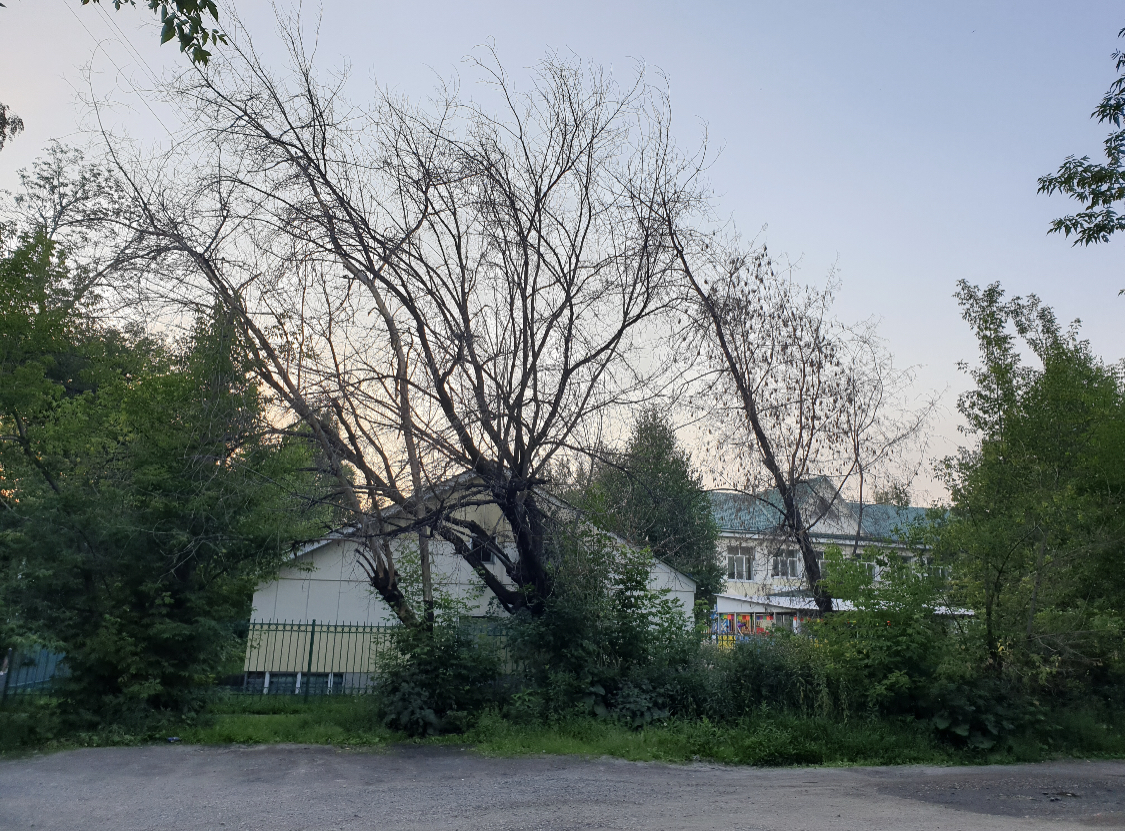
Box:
[511,522,691,724]
[1038,26,1125,246]
[819,545,945,714]
[819,542,1038,750]
[0,103,24,152]
[936,281,1125,686]
[578,410,722,611]
[0,232,331,727]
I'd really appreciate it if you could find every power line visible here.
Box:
[56,0,178,140]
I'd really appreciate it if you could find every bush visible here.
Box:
[816,546,946,716]
[376,625,502,737]
[715,635,834,721]
[0,699,61,751]
[922,676,1042,749]
[506,523,696,724]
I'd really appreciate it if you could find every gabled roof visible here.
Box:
[709,478,927,544]
[281,476,698,591]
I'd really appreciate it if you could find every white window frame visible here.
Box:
[726,542,756,581]
[770,550,802,579]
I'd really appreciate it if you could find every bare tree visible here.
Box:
[102,28,686,623]
[664,234,931,612]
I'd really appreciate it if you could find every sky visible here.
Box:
[2,1,1124,501]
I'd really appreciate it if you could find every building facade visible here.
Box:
[708,482,926,634]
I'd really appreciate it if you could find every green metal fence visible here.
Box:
[236,620,402,695]
[0,647,64,703]
[1,620,513,702]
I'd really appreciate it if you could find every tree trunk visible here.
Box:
[1025,534,1048,642]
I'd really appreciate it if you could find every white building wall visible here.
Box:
[649,559,697,617]
[252,536,697,624]
[251,538,399,624]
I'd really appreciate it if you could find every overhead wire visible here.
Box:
[56,0,179,140]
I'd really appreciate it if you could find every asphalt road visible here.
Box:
[0,744,1122,831]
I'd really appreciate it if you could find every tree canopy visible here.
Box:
[0,103,24,152]
[937,281,1125,683]
[1038,26,1125,245]
[574,409,722,611]
[82,0,225,64]
[0,230,332,724]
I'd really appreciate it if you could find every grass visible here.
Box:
[179,695,394,747]
[452,711,959,766]
[174,695,1125,768]
[7,693,1125,767]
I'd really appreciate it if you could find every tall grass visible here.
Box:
[180,695,392,747]
[165,695,1125,767]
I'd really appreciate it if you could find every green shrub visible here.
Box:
[507,522,696,724]
[0,698,61,751]
[715,635,834,720]
[922,676,1042,749]
[376,625,502,737]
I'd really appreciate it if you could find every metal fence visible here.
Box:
[0,647,65,703]
[0,620,514,702]
[234,620,402,695]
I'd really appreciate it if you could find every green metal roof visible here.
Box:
[708,483,927,544]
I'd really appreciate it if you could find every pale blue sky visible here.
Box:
[2,1,1123,498]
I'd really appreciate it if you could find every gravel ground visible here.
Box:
[0,744,1122,831]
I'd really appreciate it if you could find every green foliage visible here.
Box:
[711,635,834,721]
[82,0,226,64]
[459,710,954,766]
[573,409,722,609]
[923,676,1041,750]
[375,625,502,737]
[0,232,332,729]
[0,102,24,152]
[815,542,1045,748]
[817,545,946,714]
[936,282,1125,686]
[508,522,695,725]
[172,698,1125,767]
[1039,26,1125,245]
[181,694,390,747]
[0,698,62,752]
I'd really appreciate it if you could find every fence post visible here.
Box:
[304,620,316,698]
[0,647,11,708]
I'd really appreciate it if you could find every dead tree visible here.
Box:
[103,32,686,622]
[663,232,931,612]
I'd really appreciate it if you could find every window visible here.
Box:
[770,551,801,579]
[301,673,344,695]
[267,672,298,695]
[471,534,492,563]
[726,544,755,581]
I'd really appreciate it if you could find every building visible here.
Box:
[250,510,697,627]
[242,486,698,693]
[708,480,926,634]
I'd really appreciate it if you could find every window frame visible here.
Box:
[725,542,756,581]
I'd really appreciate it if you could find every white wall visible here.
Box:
[252,537,698,624]
[251,538,395,624]
[250,536,518,623]
[649,559,698,619]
